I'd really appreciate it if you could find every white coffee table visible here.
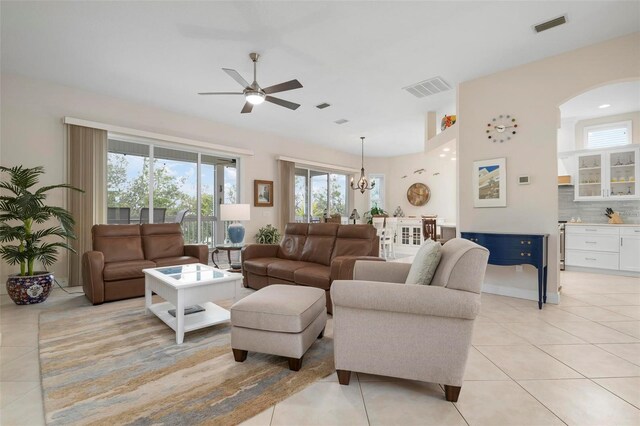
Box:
[143,263,242,344]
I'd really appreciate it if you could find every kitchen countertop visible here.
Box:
[565,222,640,227]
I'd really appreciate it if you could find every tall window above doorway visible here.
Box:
[369,174,385,209]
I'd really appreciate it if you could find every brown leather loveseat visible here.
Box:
[82,223,208,305]
[242,223,382,313]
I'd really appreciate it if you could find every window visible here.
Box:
[294,168,349,222]
[585,121,632,150]
[107,138,238,247]
[369,174,385,209]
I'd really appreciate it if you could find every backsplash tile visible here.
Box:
[558,186,640,224]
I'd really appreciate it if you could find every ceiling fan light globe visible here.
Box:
[246,91,265,105]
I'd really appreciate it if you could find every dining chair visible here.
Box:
[139,208,167,224]
[107,207,130,225]
[422,218,437,241]
[383,217,397,259]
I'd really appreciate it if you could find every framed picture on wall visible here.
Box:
[473,158,507,207]
[254,180,274,207]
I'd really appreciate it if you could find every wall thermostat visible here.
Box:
[518,175,530,185]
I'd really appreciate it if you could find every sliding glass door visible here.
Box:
[294,168,349,223]
[106,138,238,247]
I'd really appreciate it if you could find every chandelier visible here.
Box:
[350,137,375,194]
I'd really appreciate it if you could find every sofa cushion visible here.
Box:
[244,258,284,276]
[230,284,325,333]
[268,260,315,282]
[93,225,145,263]
[153,256,199,267]
[332,227,378,259]
[405,239,442,286]
[295,265,331,290]
[277,223,308,260]
[300,223,339,266]
[141,223,185,260]
[103,259,156,281]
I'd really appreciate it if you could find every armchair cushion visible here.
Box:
[331,280,480,320]
[404,239,442,285]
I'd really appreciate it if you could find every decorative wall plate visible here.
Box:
[407,183,431,206]
[486,114,518,143]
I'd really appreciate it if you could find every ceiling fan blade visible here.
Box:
[241,102,254,114]
[198,92,244,95]
[265,96,300,110]
[262,79,303,94]
[223,68,250,88]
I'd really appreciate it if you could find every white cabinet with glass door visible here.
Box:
[574,146,639,201]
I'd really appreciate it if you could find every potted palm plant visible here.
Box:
[0,166,82,305]
[255,224,281,244]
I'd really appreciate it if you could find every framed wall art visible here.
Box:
[254,180,274,207]
[473,158,506,207]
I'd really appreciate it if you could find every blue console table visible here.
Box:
[461,232,550,309]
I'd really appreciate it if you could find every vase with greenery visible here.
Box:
[363,203,388,224]
[255,224,281,244]
[0,166,82,305]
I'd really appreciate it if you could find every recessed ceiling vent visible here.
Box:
[403,76,451,98]
[316,102,331,109]
[334,119,349,125]
[534,15,567,33]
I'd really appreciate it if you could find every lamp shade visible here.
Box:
[220,204,251,221]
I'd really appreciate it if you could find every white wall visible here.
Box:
[0,73,368,287]
[458,32,640,302]
[366,139,457,221]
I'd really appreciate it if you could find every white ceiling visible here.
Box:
[2,1,639,156]
[560,81,640,121]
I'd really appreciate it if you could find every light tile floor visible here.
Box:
[1,270,639,425]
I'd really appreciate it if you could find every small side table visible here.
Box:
[211,243,244,272]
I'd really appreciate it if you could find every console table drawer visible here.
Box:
[566,226,619,236]
[566,250,619,270]
[566,234,619,253]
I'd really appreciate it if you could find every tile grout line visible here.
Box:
[356,373,372,426]
[589,377,640,411]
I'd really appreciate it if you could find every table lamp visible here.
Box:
[220,204,251,244]
[349,209,360,224]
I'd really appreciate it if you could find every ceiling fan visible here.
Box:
[198,52,303,114]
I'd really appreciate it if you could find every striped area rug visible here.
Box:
[39,298,334,425]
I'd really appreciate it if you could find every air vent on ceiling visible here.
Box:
[334,119,349,125]
[316,102,331,109]
[534,15,567,33]
[403,76,451,98]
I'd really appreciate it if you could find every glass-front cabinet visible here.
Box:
[574,146,639,201]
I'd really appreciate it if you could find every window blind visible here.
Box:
[586,123,631,149]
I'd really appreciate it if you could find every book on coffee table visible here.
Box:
[168,305,205,317]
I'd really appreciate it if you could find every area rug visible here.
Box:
[39,298,334,425]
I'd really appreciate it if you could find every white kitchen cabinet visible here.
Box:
[574,146,639,201]
[565,225,640,274]
[620,227,640,272]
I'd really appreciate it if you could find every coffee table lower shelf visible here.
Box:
[148,301,230,337]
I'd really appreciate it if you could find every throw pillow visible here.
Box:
[404,239,442,285]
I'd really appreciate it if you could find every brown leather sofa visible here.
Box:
[242,223,382,313]
[82,223,208,305]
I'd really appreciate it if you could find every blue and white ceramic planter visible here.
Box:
[6,272,54,305]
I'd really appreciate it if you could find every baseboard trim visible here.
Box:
[482,283,560,305]
[565,266,640,277]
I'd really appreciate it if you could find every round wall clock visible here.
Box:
[486,114,518,143]
[407,183,431,206]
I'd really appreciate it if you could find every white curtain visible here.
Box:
[67,124,107,286]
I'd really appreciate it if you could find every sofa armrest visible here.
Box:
[353,261,411,283]
[184,244,209,264]
[82,251,105,305]
[241,244,279,261]
[330,256,385,282]
[331,280,480,320]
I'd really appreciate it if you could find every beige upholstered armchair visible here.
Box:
[331,238,489,402]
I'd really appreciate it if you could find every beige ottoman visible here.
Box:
[230,285,327,371]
